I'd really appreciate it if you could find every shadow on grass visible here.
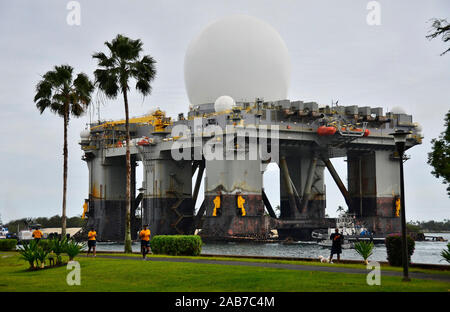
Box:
[12,260,69,274]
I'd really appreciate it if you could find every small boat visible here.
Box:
[312,212,370,249]
[317,126,337,136]
[18,230,33,242]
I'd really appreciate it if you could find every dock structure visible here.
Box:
[80,100,421,241]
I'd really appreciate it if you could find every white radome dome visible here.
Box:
[214,95,235,112]
[184,15,291,105]
[414,122,422,132]
[80,129,90,139]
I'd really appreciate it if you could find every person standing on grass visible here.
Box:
[329,228,344,263]
[87,227,97,257]
[139,224,151,260]
[32,227,43,243]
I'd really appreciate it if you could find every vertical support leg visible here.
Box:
[347,150,401,235]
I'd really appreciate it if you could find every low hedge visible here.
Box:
[151,235,202,256]
[0,239,17,251]
[385,234,415,266]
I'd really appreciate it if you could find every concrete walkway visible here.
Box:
[81,254,450,283]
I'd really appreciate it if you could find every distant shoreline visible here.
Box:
[423,231,450,234]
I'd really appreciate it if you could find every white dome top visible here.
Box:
[80,129,90,139]
[391,106,406,114]
[214,95,235,112]
[184,15,291,105]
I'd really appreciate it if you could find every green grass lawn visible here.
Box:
[0,252,448,292]
[97,252,450,276]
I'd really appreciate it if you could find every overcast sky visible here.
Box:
[0,0,449,224]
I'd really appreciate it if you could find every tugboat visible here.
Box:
[312,211,369,249]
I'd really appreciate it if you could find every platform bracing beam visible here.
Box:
[194,199,206,229]
[262,188,277,218]
[134,192,143,210]
[192,161,205,208]
[321,156,352,208]
[300,155,318,214]
[279,156,299,216]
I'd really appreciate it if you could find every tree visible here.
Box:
[426,18,450,56]
[93,34,157,253]
[34,65,94,236]
[427,110,450,197]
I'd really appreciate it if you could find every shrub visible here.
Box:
[151,235,202,256]
[65,240,85,261]
[18,240,39,269]
[385,234,415,266]
[354,241,374,264]
[50,237,68,265]
[0,239,17,251]
[35,247,49,268]
[441,243,450,264]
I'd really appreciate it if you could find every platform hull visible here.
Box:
[200,194,273,239]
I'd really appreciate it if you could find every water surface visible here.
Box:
[92,233,450,265]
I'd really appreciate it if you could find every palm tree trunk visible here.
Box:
[62,103,68,237]
[123,88,132,253]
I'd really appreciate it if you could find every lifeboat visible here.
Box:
[340,127,370,137]
[137,137,151,146]
[317,126,337,136]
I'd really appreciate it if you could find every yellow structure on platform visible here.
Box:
[237,195,246,216]
[90,109,172,132]
[212,196,221,217]
[395,197,401,217]
[82,200,88,219]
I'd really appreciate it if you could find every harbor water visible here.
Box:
[91,233,450,265]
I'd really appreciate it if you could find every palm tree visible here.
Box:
[93,34,156,253]
[34,65,94,237]
[354,241,374,264]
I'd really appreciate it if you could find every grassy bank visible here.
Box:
[0,252,448,292]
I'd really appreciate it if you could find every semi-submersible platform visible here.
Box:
[80,99,421,241]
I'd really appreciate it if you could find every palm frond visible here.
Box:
[66,240,86,260]
[135,79,151,96]
[35,98,52,114]
[130,55,156,96]
[50,101,66,117]
[354,241,374,261]
[34,80,52,102]
[70,102,85,117]
[94,68,120,98]
[110,34,143,61]
[92,52,116,68]
[441,243,450,263]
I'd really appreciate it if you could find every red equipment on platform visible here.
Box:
[317,126,337,136]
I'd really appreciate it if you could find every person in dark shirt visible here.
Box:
[329,228,344,263]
